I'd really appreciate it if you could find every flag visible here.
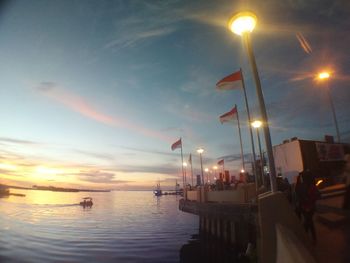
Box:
[216,70,242,90]
[219,105,237,124]
[188,154,192,165]
[217,159,224,166]
[171,138,182,151]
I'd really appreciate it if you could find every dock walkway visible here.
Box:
[314,195,350,263]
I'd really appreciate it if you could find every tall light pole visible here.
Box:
[205,168,209,183]
[228,11,277,192]
[317,71,340,142]
[213,166,218,181]
[252,120,265,186]
[183,162,188,187]
[197,148,204,185]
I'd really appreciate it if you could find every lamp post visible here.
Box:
[183,162,188,187]
[197,148,204,185]
[205,168,209,183]
[213,166,218,181]
[228,11,277,192]
[252,120,265,186]
[317,71,340,142]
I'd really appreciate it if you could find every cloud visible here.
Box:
[77,170,130,184]
[119,146,176,157]
[0,137,41,145]
[105,27,176,49]
[35,82,172,142]
[217,153,255,163]
[73,150,115,161]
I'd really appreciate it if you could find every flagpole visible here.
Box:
[240,68,259,190]
[235,105,245,171]
[180,138,185,189]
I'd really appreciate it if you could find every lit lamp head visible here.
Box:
[183,162,187,167]
[240,169,245,173]
[318,71,330,80]
[228,11,257,36]
[251,120,262,128]
[204,168,209,172]
[213,166,218,170]
[197,148,204,154]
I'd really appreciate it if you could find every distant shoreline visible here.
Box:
[2,184,110,193]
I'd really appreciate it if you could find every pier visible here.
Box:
[179,183,350,262]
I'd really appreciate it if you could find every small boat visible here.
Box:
[79,197,93,207]
[0,185,10,197]
[153,181,162,196]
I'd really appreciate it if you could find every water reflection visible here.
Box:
[179,234,239,263]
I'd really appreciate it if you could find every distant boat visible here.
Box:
[79,197,93,207]
[153,180,183,196]
[153,182,162,197]
[0,185,10,196]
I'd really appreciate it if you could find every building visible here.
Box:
[273,136,349,186]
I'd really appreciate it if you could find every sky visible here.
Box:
[0,0,349,190]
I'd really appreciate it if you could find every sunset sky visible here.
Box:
[0,0,349,190]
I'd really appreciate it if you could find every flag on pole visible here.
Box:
[217,159,224,166]
[216,70,243,90]
[188,154,192,165]
[171,138,182,151]
[219,105,238,124]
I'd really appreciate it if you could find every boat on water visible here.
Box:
[0,185,10,197]
[153,180,183,196]
[153,182,162,196]
[79,197,93,207]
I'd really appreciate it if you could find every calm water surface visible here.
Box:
[0,190,198,263]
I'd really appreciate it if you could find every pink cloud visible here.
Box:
[36,82,172,142]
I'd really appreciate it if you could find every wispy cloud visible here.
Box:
[0,137,41,146]
[77,170,131,184]
[73,150,115,161]
[35,82,172,142]
[105,27,176,49]
[119,146,176,157]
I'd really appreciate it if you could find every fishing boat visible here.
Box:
[79,197,93,207]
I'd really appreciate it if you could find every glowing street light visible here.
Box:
[318,72,330,80]
[228,12,257,36]
[252,120,265,186]
[197,148,204,185]
[228,11,277,192]
[317,71,340,142]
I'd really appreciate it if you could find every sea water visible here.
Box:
[0,190,199,263]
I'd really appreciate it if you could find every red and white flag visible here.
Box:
[219,105,237,124]
[171,138,182,151]
[217,159,224,166]
[216,70,242,90]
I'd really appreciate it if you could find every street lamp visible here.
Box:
[252,120,265,186]
[228,11,277,192]
[317,71,340,142]
[213,166,218,181]
[205,168,209,183]
[183,162,188,186]
[197,148,204,185]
